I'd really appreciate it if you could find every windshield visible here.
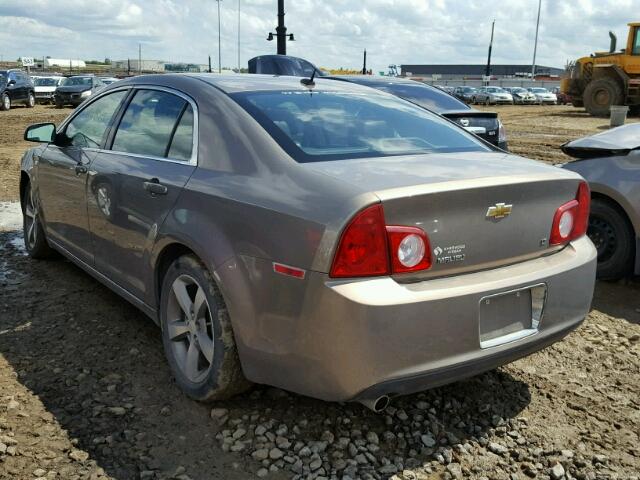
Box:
[461,87,476,93]
[531,88,548,93]
[511,88,527,93]
[486,87,505,93]
[63,77,92,86]
[35,77,61,86]
[233,90,489,163]
[371,83,469,112]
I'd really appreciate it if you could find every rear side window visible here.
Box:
[233,90,489,163]
[65,90,127,148]
[167,106,194,161]
[112,90,192,160]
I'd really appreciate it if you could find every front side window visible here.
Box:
[112,89,190,159]
[64,90,127,148]
[233,90,489,163]
[633,27,640,55]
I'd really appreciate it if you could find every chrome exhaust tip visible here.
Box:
[359,395,390,413]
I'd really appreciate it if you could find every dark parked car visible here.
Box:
[453,86,477,103]
[0,69,35,110]
[20,74,595,410]
[560,124,640,279]
[54,75,105,108]
[328,76,508,150]
[552,87,572,105]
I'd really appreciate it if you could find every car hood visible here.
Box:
[303,152,576,193]
[561,123,640,159]
[56,85,92,93]
[35,86,57,92]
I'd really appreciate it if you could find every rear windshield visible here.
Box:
[369,83,469,112]
[233,90,490,163]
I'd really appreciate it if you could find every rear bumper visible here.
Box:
[227,236,596,402]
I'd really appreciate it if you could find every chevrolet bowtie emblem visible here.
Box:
[486,202,513,219]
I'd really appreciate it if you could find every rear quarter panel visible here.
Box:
[561,154,640,272]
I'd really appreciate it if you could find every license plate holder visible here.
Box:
[479,284,546,349]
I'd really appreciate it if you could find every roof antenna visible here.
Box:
[300,68,317,87]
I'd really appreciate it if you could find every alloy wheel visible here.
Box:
[24,187,38,250]
[166,274,215,383]
[2,95,9,110]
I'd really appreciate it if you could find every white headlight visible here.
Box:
[397,234,425,267]
[81,90,91,97]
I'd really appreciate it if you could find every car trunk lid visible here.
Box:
[306,152,583,278]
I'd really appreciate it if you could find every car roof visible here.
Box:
[127,73,382,95]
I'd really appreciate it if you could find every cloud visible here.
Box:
[0,0,636,71]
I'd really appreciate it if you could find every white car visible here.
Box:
[509,87,537,105]
[33,76,64,104]
[474,86,513,105]
[528,87,557,105]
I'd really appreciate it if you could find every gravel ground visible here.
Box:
[1,104,639,480]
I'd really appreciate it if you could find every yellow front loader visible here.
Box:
[561,23,640,116]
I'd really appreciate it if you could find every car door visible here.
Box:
[6,72,21,102]
[37,89,129,264]
[88,87,197,301]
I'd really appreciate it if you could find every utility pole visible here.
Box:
[267,0,294,55]
[216,0,222,73]
[485,20,495,78]
[237,0,241,71]
[362,49,367,74]
[531,0,542,80]
[138,43,142,74]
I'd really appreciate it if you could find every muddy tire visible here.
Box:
[26,92,35,108]
[1,93,10,111]
[588,198,635,280]
[160,254,251,401]
[583,77,624,117]
[22,181,55,259]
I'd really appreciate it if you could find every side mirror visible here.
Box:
[24,123,56,143]
[7,79,16,86]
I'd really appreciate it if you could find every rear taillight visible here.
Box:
[549,181,590,245]
[330,204,432,278]
[386,226,431,273]
[498,119,507,144]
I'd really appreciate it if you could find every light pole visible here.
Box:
[266,0,294,55]
[216,0,222,73]
[237,0,241,71]
[485,20,495,78]
[531,0,542,80]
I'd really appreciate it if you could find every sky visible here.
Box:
[0,0,636,73]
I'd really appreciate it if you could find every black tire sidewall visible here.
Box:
[22,183,52,258]
[589,199,634,280]
[1,94,9,111]
[583,78,623,117]
[160,255,229,401]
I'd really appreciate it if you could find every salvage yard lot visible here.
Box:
[0,104,639,480]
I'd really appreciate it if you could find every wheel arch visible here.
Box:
[591,64,628,89]
[153,241,200,317]
[19,170,30,209]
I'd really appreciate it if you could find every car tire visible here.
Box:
[160,254,252,401]
[26,92,35,108]
[55,100,63,109]
[588,198,635,280]
[583,77,624,117]
[485,97,490,106]
[1,93,10,111]
[22,182,55,259]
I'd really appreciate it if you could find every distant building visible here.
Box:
[113,59,166,72]
[401,64,564,79]
[165,63,209,73]
[44,58,86,69]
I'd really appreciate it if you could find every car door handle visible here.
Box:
[75,164,88,175]
[143,179,168,196]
